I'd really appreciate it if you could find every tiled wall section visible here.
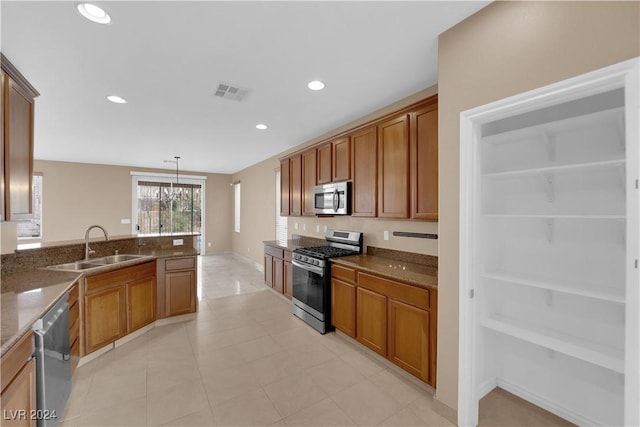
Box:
[0,235,195,276]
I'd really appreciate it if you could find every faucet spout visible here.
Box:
[85,225,110,260]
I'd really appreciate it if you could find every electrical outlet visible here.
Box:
[324,225,328,232]
[173,239,184,246]
[303,223,307,231]
[316,224,320,233]
[294,223,299,230]
[120,218,131,224]
[384,231,390,241]
[207,242,212,247]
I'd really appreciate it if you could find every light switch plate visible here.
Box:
[120,218,131,224]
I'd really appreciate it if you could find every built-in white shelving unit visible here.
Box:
[459,59,639,427]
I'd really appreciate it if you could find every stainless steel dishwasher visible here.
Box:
[32,293,71,427]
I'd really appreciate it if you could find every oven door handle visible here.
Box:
[332,189,339,212]
[292,259,324,276]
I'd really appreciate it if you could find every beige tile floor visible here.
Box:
[59,254,573,427]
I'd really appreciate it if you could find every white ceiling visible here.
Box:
[1,1,489,174]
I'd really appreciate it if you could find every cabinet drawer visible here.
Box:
[284,250,292,262]
[165,257,196,271]
[68,282,79,306]
[332,264,356,284]
[264,245,284,259]
[1,332,34,393]
[357,272,429,310]
[86,261,156,293]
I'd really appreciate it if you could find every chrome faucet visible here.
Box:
[85,225,110,260]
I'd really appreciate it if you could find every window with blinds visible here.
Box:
[136,180,202,235]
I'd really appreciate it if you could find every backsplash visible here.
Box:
[1,235,196,276]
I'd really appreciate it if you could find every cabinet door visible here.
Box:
[351,126,377,217]
[165,270,196,317]
[378,115,410,218]
[332,278,356,337]
[0,359,36,427]
[85,285,127,354]
[280,158,290,216]
[301,148,317,216]
[283,260,293,299]
[388,299,429,383]
[317,143,332,185]
[411,101,438,220]
[5,76,34,221]
[127,276,157,333]
[356,287,387,356]
[290,154,302,216]
[264,254,274,287]
[332,137,351,182]
[273,257,284,293]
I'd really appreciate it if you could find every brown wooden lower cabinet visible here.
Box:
[388,299,429,382]
[263,244,293,300]
[84,285,127,353]
[127,276,157,331]
[273,258,284,294]
[84,261,156,354]
[0,359,36,427]
[331,278,356,337]
[284,259,293,299]
[165,269,196,316]
[68,282,80,376]
[330,262,437,387]
[1,332,36,427]
[158,256,198,318]
[356,287,388,356]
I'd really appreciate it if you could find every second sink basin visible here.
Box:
[89,254,148,265]
[47,254,150,272]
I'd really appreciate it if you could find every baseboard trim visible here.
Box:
[432,395,458,425]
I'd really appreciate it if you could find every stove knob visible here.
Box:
[313,259,319,266]
[303,256,309,262]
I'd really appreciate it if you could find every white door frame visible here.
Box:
[458,57,639,427]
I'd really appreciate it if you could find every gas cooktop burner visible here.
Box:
[294,245,358,259]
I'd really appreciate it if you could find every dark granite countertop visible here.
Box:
[263,236,325,252]
[1,249,198,357]
[331,254,438,291]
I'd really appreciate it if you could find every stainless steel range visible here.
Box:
[292,229,362,334]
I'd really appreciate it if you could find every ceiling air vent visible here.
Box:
[214,82,249,101]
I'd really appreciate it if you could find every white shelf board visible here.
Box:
[482,107,624,145]
[482,314,625,373]
[482,213,626,220]
[482,159,625,179]
[482,271,625,304]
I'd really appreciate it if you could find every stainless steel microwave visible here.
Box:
[314,181,351,215]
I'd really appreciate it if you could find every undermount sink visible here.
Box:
[89,254,148,265]
[46,254,150,272]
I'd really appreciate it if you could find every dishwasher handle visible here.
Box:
[32,296,69,335]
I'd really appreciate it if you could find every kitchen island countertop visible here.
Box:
[1,248,198,357]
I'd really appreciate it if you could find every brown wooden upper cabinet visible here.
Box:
[377,114,410,218]
[280,158,290,216]
[316,142,332,184]
[332,137,351,182]
[1,54,39,221]
[350,126,377,217]
[278,94,438,221]
[411,100,438,221]
[289,154,302,216]
[301,147,316,216]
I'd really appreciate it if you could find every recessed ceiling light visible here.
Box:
[307,80,325,91]
[256,124,268,130]
[107,95,127,104]
[77,3,111,24]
